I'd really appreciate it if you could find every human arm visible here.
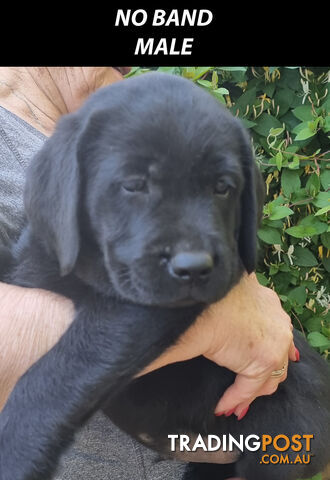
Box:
[1,272,296,421]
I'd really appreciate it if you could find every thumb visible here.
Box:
[214,373,267,415]
[289,340,299,362]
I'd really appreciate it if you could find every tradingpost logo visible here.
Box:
[168,433,314,465]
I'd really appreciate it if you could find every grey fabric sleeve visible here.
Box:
[0,107,45,247]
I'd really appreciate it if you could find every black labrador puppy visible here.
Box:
[1,72,329,480]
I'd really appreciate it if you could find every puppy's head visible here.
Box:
[25,73,264,307]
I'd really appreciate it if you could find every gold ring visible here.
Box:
[271,364,287,378]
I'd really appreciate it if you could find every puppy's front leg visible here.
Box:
[0,294,200,480]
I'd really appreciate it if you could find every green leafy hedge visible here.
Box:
[127,67,330,362]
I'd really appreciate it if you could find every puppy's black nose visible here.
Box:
[168,251,214,282]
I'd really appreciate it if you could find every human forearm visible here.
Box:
[0,282,74,409]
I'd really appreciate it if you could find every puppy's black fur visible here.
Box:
[0,73,329,480]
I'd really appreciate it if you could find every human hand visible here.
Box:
[140,272,297,420]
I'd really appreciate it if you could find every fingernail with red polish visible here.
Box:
[225,408,236,417]
[215,411,225,417]
[237,406,249,421]
[295,347,300,362]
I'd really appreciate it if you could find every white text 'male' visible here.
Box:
[135,38,194,55]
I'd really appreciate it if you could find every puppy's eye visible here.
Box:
[122,178,147,193]
[214,179,230,197]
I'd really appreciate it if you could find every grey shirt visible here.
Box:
[0,105,186,480]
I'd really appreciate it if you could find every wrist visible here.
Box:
[200,272,264,360]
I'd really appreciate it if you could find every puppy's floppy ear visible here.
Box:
[24,112,84,276]
[237,127,265,274]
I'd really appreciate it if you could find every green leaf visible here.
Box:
[269,127,285,137]
[211,89,227,104]
[271,195,286,206]
[215,87,229,95]
[257,227,282,245]
[279,263,291,272]
[192,67,212,81]
[275,151,283,171]
[269,206,294,220]
[293,246,318,266]
[292,121,310,134]
[281,169,301,197]
[253,113,283,137]
[255,272,269,286]
[312,191,330,208]
[295,128,316,141]
[321,232,330,249]
[304,317,323,333]
[315,204,330,216]
[307,331,330,349]
[287,216,328,238]
[263,219,283,229]
[292,105,314,122]
[300,215,328,231]
[323,115,330,132]
[231,87,257,116]
[306,173,321,196]
[286,225,321,238]
[323,324,330,338]
[288,156,300,169]
[273,88,294,117]
[320,169,330,190]
[264,83,276,98]
[197,79,212,88]
[286,145,300,154]
[278,68,301,91]
[309,116,323,131]
[240,118,257,129]
[322,256,330,272]
[281,111,300,131]
[269,264,279,275]
[287,286,307,305]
